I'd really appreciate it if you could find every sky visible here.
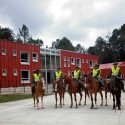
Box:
[0,0,125,48]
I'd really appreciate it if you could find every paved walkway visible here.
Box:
[0,92,125,125]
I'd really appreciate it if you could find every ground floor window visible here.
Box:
[21,70,30,83]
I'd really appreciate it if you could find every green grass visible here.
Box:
[0,94,32,103]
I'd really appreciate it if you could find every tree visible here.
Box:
[75,44,85,53]
[18,24,30,43]
[28,37,44,46]
[52,37,75,51]
[0,26,15,41]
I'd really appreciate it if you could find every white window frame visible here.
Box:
[86,59,88,63]
[20,51,30,65]
[89,60,93,68]
[13,50,17,56]
[76,58,81,67]
[13,69,17,76]
[1,48,6,55]
[2,69,7,76]
[64,62,66,67]
[71,57,75,65]
[32,52,38,62]
[68,62,70,67]
[68,71,70,76]
[64,56,66,61]
[21,70,30,83]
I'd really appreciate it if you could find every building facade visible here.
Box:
[0,40,40,87]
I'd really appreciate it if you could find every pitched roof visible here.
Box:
[100,61,125,69]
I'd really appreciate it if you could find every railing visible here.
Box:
[0,80,53,95]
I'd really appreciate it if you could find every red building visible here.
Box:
[100,62,125,80]
[61,50,99,78]
[0,40,40,87]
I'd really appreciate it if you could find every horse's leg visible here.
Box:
[55,92,58,108]
[33,95,36,107]
[63,91,65,105]
[59,93,62,108]
[99,91,103,106]
[74,93,78,108]
[84,91,87,105]
[41,96,44,109]
[105,91,108,106]
[112,94,116,110]
[94,93,98,109]
[36,96,39,109]
[116,94,121,110]
[70,93,73,108]
[90,94,94,109]
[79,92,83,106]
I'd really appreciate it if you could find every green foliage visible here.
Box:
[0,26,15,41]
[28,37,43,46]
[53,37,75,51]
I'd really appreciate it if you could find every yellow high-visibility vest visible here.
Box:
[111,66,120,76]
[56,71,62,79]
[33,73,40,82]
[74,70,80,79]
[93,68,101,77]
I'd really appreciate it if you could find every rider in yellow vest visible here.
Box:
[52,67,63,92]
[110,62,125,92]
[92,64,103,89]
[31,69,41,95]
[73,66,83,90]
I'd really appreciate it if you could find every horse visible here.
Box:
[53,79,65,108]
[33,78,45,109]
[62,75,84,108]
[109,76,122,110]
[84,74,110,108]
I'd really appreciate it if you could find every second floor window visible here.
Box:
[32,53,38,62]
[21,52,29,64]
[1,48,6,55]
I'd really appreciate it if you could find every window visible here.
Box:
[89,60,93,68]
[76,58,81,67]
[82,59,84,63]
[68,71,70,76]
[86,59,88,63]
[32,53,38,62]
[13,69,17,76]
[13,50,17,56]
[21,70,30,83]
[67,57,70,61]
[64,62,66,67]
[1,48,6,55]
[20,52,29,64]
[64,56,66,61]
[2,69,7,76]
[71,57,75,65]
[68,62,70,67]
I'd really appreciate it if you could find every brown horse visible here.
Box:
[109,76,121,110]
[33,78,45,109]
[63,75,84,108]
[84,74,109,108]
[53,79,65,108]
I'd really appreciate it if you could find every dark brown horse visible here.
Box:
[62,75,84,108]
[33,78,45,109]
[53,79,65,108]
[109,76,121,110]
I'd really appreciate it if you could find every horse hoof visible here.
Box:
[118,107,121,110]
[55,106,57,108]
[70,106,72,108]
[100,104,103,106]
[84,103,86,105]
[90,107,93,109]
[41,107,44,109]
[105,104,108,106]
[113,107,115,110]
[79,103,81,106]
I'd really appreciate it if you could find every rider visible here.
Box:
[110,62,125,92]
[73,66,83,90]
[92,64,103,89]
[31,69,41,96]
[52,67,63,92]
